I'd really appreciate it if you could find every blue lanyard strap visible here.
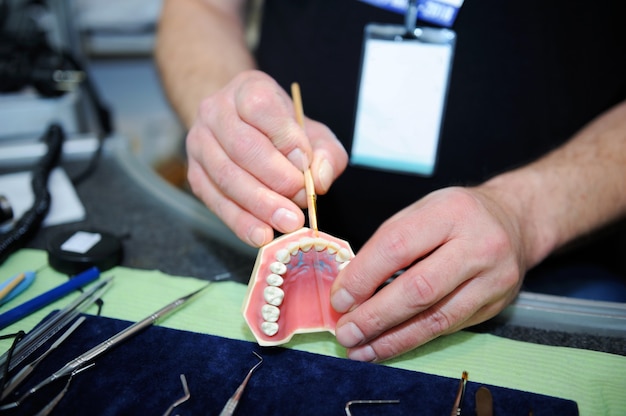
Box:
[360,0,464,28]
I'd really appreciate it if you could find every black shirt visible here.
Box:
[255,0,626,275]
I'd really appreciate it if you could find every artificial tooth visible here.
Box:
[336,248,352,263]
[338,260,350,271]
[287,241,300,255]
[314,238,327,251]
[299,237,314,252]
[275,248,290,263]
[269,262,287,275]
[263,286,285,306]
[261,321,279,336]
[266,273,284,287]
[261,304,280,322]
[326,241,340,254]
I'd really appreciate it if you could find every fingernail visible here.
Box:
[347,345,377,362]
[271,207,300,232]
[318,158,333,192]
[331,288,355,313]
[336,322,364,348]
[287,148,309,171]
[249,226,270,247]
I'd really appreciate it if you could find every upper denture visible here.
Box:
[243,227,355,346]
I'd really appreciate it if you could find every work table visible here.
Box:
[18,144,626,357]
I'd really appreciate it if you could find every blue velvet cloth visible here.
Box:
[1,315,578,415]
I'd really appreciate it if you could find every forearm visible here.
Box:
[480,100,626,269]
[155,0,256,128]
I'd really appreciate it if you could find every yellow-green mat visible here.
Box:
[1,249,624,415]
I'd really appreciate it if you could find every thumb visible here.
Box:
[305,119,348,195]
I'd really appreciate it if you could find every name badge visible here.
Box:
[350,24,456,176]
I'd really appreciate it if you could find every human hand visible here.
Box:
[330,186,527,361]
[186,70,348,247]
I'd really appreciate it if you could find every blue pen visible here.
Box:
[0,267,100,330]
[0,271,37,306]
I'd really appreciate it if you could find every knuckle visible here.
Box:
[211,162,237,195]
[355,305,387,334]
[237,81,276,121]
[404,272,438,308]
[248,187,273,215]
[372,337,402,361]
[376,226,415,266]
[422,307,453,337]
[197,95,220,121]
[229,133,259,161]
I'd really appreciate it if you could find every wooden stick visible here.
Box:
[0,273,26,303]
[290,82,318,235]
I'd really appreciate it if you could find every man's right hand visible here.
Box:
[186,70,348,247]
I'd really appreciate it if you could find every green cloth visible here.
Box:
[1,249,624,415]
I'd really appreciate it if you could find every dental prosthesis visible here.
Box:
[243,227,355,346]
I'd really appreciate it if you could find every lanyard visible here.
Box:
[359,0,464,28]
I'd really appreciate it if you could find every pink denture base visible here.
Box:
[243,227,354,346]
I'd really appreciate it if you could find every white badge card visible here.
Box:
[351,24,455,176]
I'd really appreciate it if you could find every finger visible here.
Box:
[187,126,305,239]
[187,160,274,247]
[344,274,517,362]
[330,200,454,314]
[234,72,313,170]
[334,239,481,348]
[198,89,307,203]
[306,119,348,194]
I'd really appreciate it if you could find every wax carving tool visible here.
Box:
[450,370,468,416]
[219,352,263,416]
[291,82,318,236]
[0,284,209,410]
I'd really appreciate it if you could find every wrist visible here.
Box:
[477,169,559,270]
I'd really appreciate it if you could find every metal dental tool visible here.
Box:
[450,370,468,416]
[0,276,114,375]
[344,400,400,416]
[34,363,95,416]
[1,316,85,400]
[162,374,190,416]
[219,352,263,416]
[0,284,209,411]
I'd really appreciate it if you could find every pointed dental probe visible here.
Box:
[290,82,318,236]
